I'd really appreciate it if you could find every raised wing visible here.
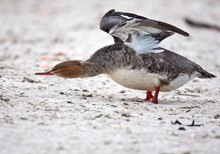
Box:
[100,9,189,54]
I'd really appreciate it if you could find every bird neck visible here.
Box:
[82,44,138,77]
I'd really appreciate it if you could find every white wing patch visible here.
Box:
[120,15,132,19]
[109,19,163,54]
[124,34,159,54]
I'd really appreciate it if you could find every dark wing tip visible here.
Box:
[181,30,190,37]
[158,21,190,37]
[99,9,116,33]
[101,9,115,20]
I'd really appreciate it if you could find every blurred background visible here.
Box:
[0,0,219,59]
[0,0,220,71]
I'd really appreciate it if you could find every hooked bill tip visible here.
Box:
[35,72,54,75]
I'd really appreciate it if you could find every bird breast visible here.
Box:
[108,69,162,91]
[108,69,196,92]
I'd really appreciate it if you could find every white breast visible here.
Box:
[108,69,162,91]
[108,69,197,92]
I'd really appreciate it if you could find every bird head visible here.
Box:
[35,60,86,78]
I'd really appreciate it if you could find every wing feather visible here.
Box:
[100,9,189,54]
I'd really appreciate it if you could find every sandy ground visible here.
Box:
[0,0,220,154]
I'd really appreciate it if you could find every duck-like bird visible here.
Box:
[35,10,215,104]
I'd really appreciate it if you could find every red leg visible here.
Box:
[152,87,160,104]
[146,91,153,101]
[127,88,160,103]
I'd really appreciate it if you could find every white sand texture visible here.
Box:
[0,0,220,154]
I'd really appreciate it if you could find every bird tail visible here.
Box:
[198,69,216,79]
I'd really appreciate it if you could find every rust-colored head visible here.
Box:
[35,60,86,78]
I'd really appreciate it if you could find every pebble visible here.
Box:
[67,101,74,104]
[123,102,128,105]
[82,89,89,92]
[82,94,93,97]
[121,112,131,117]
[178,127,186,131]
[214,114,220,119]
[0,95,10,102]
[120,90,126,93]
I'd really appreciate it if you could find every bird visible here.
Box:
[35,10,215,104]
[35,45,215,104]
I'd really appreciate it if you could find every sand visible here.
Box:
[0,0,220,153]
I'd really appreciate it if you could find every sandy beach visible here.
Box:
[0,0,220,153]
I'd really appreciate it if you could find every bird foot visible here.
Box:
[145,88,159,104]
[146,98,158,104]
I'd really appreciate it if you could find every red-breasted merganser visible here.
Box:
[35,10,215,104]
[36,43,215,103]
